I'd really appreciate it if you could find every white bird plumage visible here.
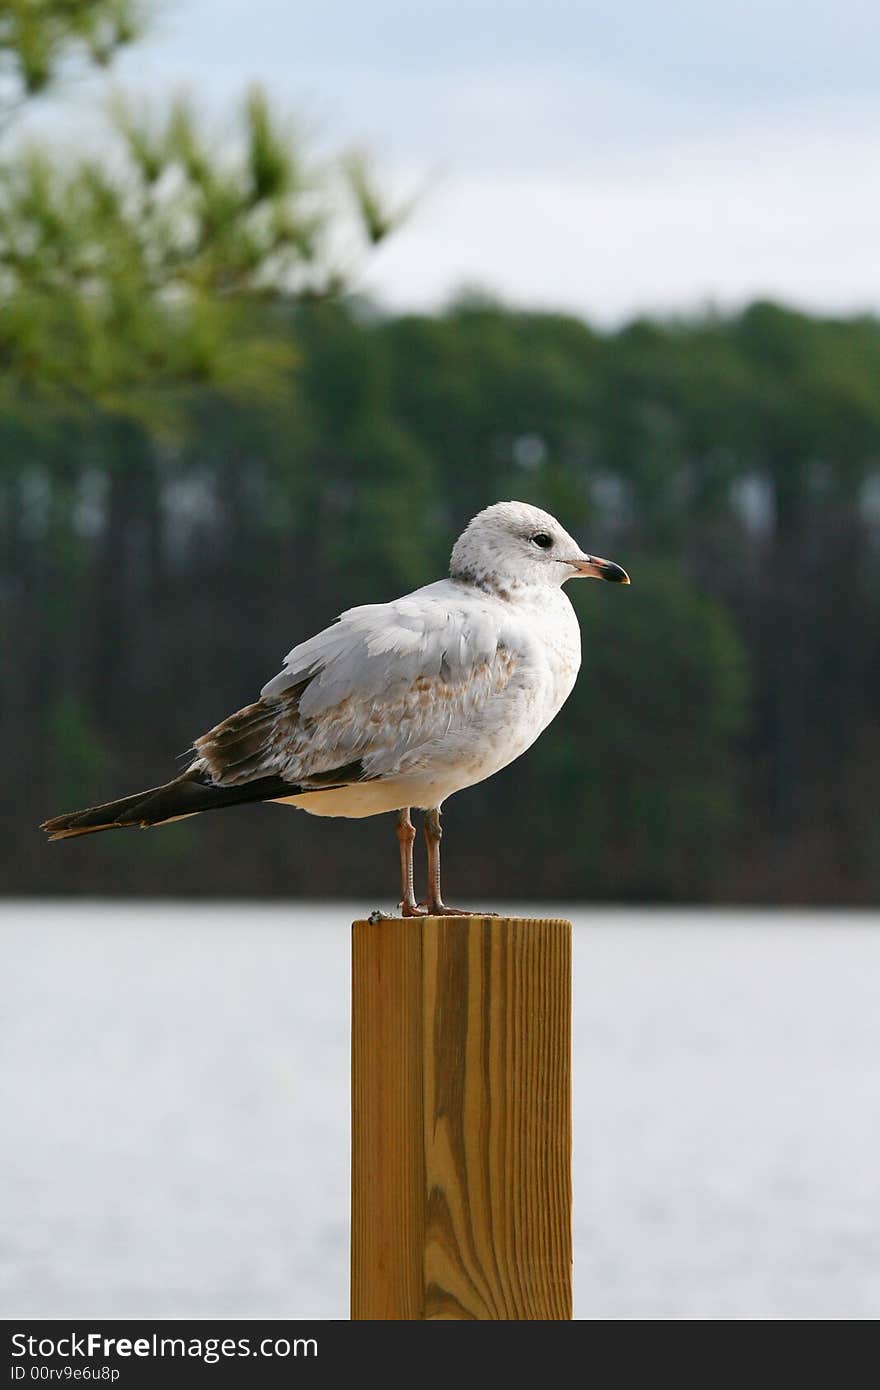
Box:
[42,500,629,913]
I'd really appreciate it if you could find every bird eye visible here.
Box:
[530,532,553,549]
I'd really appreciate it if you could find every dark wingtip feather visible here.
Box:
[40,769,306,842]
[40,788,155,840]
[42,819,132,842]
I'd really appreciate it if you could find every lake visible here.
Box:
[3,902,879,1320]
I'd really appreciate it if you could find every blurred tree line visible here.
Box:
[2,4,879,904]
[5,294,880,904]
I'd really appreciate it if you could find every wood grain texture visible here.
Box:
[351,917,424,1319]
[351,916,572,1320]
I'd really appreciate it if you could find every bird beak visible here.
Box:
[568,554,631,584]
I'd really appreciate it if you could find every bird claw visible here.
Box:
[400,901,429,918]
[416,902,498,917]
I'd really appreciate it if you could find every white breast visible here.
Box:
[399,585,581,800]
[494,586,582,754]
[273,583,582,819]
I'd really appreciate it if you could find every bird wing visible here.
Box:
[193,581,518,789]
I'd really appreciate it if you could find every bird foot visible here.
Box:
[400,900,429,918]
[418,902,498,917]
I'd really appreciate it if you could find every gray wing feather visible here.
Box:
[195,582,513,790]
[260,584,499,717]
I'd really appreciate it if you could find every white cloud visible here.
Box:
[361,122,880,321]
[8,0,880,322]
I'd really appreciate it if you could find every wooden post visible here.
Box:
[351,915,572,1320]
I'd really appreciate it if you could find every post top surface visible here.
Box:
[353,914,573,927]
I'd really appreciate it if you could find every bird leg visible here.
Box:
[396,808,427,917]
[421,805,483,916]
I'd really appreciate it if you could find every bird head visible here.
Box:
[449,501,630,594]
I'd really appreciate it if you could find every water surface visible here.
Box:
[3,903,879,1319]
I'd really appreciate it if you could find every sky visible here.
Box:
[24,0,880,322]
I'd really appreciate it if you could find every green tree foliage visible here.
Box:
[0,90,401,406]
[1,3,402,406]
[528,566,747,899]
[4,6,878,906]
[44,693,111,813]
[7,295,880,904]
[0,0,141,116]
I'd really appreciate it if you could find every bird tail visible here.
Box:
[40,769,295,841]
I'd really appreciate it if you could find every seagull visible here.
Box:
[41,501,629,914]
